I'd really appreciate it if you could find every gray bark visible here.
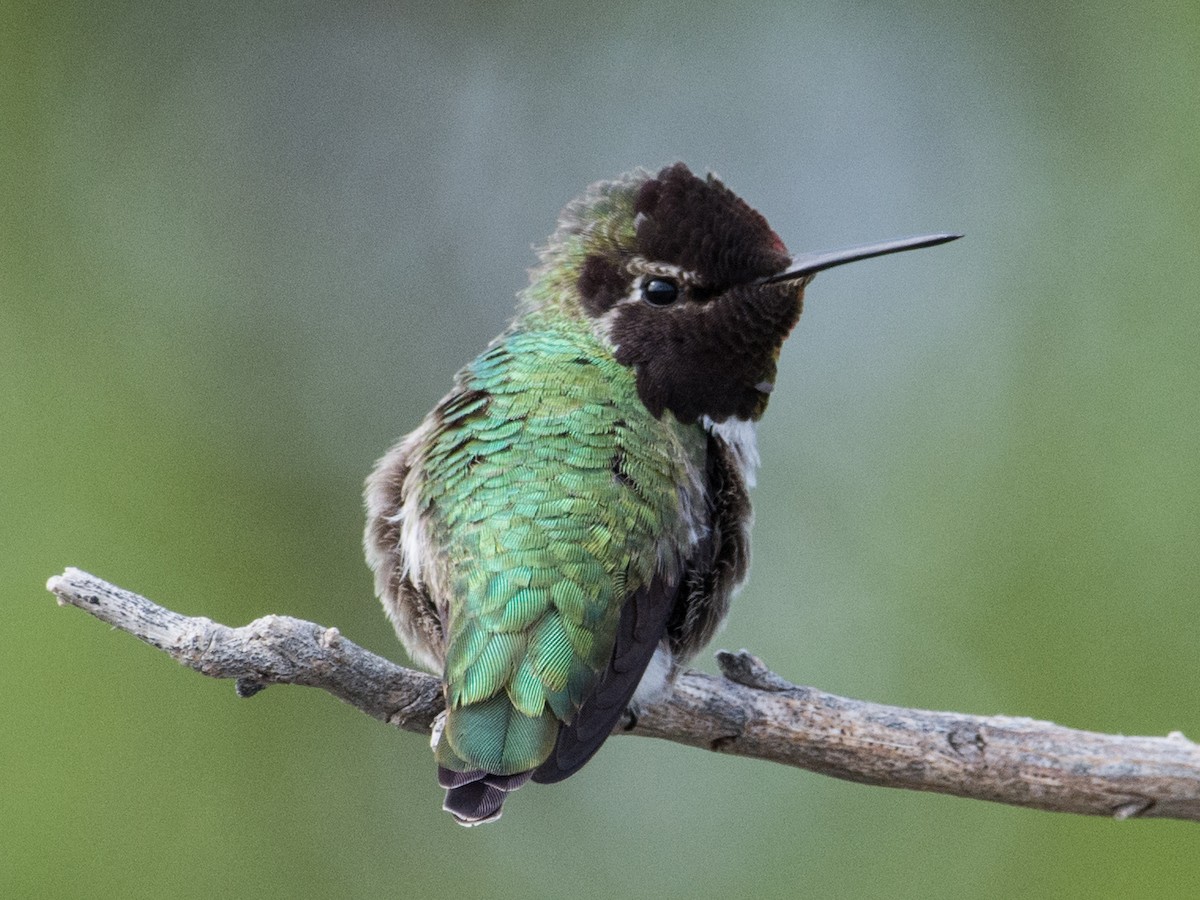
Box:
[46,567,1200,823]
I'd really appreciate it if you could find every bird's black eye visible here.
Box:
[641,278,679,307]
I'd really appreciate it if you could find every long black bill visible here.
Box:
[761,232,961,284]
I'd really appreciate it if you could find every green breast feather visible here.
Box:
[416,327,704,776]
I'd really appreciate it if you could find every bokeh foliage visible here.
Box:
[4,2,1199,897]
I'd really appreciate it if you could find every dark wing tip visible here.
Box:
[531,571,679,785]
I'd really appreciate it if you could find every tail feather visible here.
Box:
[438,767,533,826]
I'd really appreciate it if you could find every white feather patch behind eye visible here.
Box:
[591,261,696,348]
[625,257,695,286]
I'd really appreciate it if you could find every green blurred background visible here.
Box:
[5,1,1200,897]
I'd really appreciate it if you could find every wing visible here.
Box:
[532,430,752,783]
[531,566,682,783]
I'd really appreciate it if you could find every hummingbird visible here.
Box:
[364,162,958,825]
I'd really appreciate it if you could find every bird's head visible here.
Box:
[525,162,956,424]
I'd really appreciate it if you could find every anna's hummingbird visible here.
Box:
[365,162,957,825]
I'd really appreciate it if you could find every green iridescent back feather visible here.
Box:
[419,326,704,776]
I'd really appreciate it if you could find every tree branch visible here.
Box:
[46,567,1200,823]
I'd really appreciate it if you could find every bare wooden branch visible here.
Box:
[46,567,1200,823]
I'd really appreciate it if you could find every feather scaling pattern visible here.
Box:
[395,328,708,821]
